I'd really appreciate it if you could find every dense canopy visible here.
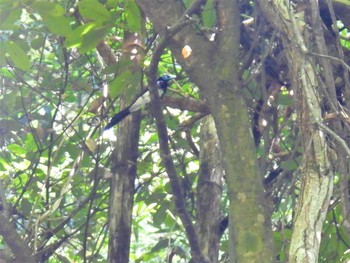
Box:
[1,0,350,262]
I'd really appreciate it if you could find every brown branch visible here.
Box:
[147,32,208,263]
[317,122,350,156]
[179,112,208,129]
[162,96,209,113]
[185,129,200,157]
[0,213,35,263]
[35,219,87,262]
[308,51,350,73]
[37,195,91,251]
[96,41,118,66]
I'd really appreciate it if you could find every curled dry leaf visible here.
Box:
[182,45,192,59]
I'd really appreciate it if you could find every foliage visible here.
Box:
[1,0,350,262]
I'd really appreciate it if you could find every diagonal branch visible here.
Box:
[147,37,208,263]
[0,213,35,263]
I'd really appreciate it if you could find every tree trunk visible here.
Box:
[287,45,334,263]
[108,105,141,263]
[196,116,223,263]
[0,213,35,263]
[136,1,275,262]
[257,1,334,262]
[287,32,334,263]
[105,32,143,263]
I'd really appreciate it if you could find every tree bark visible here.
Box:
[287,43,334,263]
[287,36,334,263]
[0,213,35,263]
[257,1,334,262]
[108,104,141,263]
[136,1,275,262]
[108,117,140,263]
[101,32,143,263]
[196,116,223,263]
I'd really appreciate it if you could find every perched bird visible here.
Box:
[104,75,175,130]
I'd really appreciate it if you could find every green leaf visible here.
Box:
[31,2,72,36]
[147,192,167,205]
[153,205,167,226]
[0,44,6,66]
[163,212,177,228]
[64,23,95,48]
[0,8,21,30]
[80,25,109,53]
[65,22,108,53]
[30,35,45,50]
[182,0,192,8]
[220,239,229,252]
[277,93,293,106]
[125,0,141,32]
[7,143,26,156]
[31,2,66,17]
[5,41,31,71]
[78,0,111,22]
[150,238,170,253]
[109,71,132,98]
[273,231,282,246]
[101,63,120,76]
[41,15,72,36]
[35,168,46,181]
[21,198,32,216]
[280,159,298,171]
[279,251,286,262]
[25,133,37,152]
[0,158,7,172]
[202,0,216,28]
[101,60,133,76]
[167,117,179,130]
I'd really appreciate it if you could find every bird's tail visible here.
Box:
[104,107,130,130]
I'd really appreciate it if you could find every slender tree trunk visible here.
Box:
[108,114,140,263]
[104,31,144,263]
[108,103,141,263]
[257,1,334,262]
[286,37,334,263]
[196,116,223,263]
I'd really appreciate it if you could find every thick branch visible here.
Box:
[163,96,209,114]
[0,213,35,263]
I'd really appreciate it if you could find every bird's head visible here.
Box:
[158,74,175,82]
[157,75,175,89]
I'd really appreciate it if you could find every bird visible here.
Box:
[104,75,175,130]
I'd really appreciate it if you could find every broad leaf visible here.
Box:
[202,0,216,28]
[78,0,111,22]
[125,0,141,32]
[109,70,132,98]
[5,41,31,71]
[31,2,66,17]
[41,15,72,36]
[0,8,21,30]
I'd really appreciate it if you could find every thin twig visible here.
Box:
[308,52,350,73]
[317,122,350,157]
